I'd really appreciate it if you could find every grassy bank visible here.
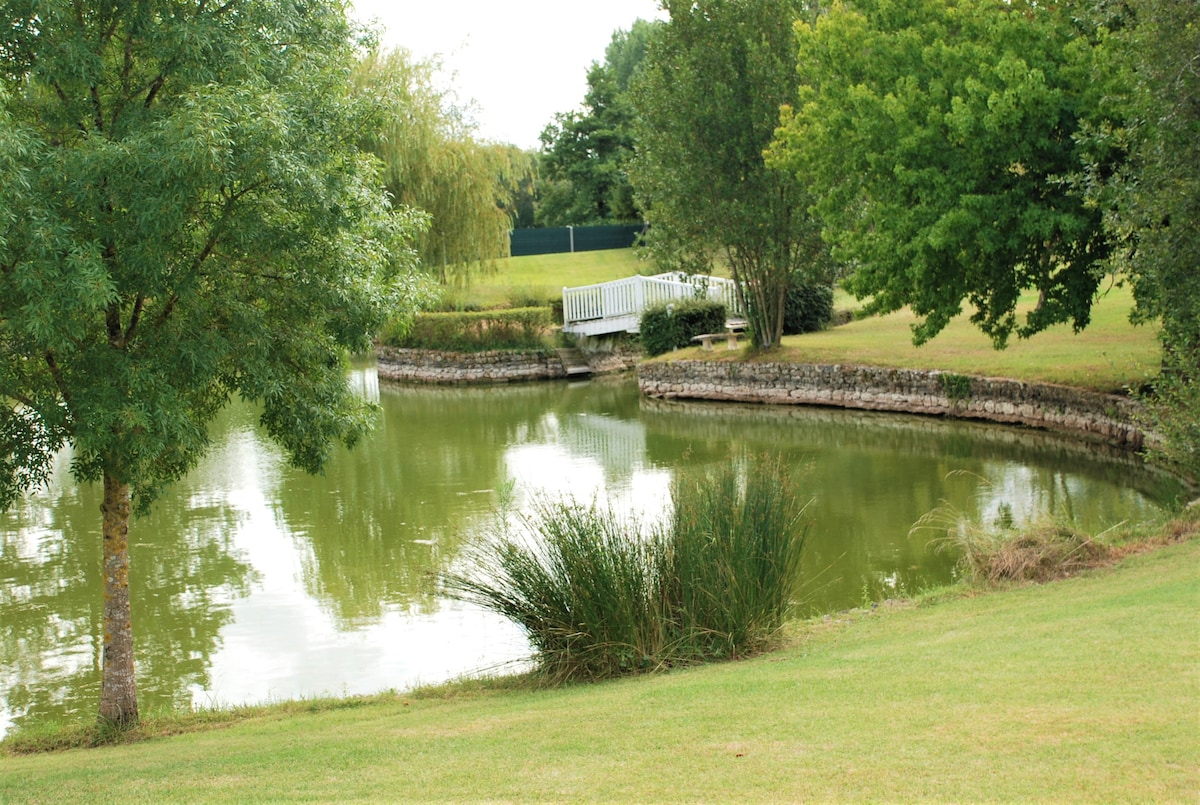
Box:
[471,250,1158,392]
[668,282,1160,393]
[463,249,647,309]
[4,527,1197,802]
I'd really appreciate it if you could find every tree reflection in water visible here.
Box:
[0,370,1181,735]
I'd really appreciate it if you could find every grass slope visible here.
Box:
[4,539,1197,803]
[464,249,647,309]
[659,282,1161,393]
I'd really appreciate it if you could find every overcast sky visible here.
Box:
[350,1,667,150]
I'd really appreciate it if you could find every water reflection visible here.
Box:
[0,369,1180,736]
[1,441,255,734]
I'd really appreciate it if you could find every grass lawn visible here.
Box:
[3,531,1197,802]
[463,249,648,309]
[676,282,1162,393]
[461,250,1159,392]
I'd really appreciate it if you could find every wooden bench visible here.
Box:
[691,331,743,351]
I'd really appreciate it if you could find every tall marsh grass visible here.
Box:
[913,500,1114,585]
[444,457,809,682]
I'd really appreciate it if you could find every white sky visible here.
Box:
[350,1,667,150]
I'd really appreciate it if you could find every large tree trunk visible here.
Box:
[99,471,138,726]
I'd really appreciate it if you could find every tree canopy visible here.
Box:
[770,0,1117,347]
[1096,0,1200,477]
[0,0,423,725]
[631,0,831,350]
[536,20,657,227]
[354,48,531,286]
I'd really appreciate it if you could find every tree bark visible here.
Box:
[99,471,138,726]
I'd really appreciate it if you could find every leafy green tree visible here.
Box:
[770,0,1116,347]
[1099,0,1200,477]
[355,48,532,285]
[0,0,423,726]
[631,0,831,350]
[536,20,657,227]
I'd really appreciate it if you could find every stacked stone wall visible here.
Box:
[375,347,566,384]
[374,344,640,385]
[638,361,1146,449]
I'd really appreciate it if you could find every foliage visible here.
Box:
[354,48,533,284]
[783,278,834,335]
[445,456,809,682]
[630,0,833,350]
[770,0,1119,348]
[939,373,973,403]
[662,458,810,659]
[916,502,1113,585]
[639,299,727,357]
[536,20,658,226]
[1093,0,1200,480]
[0,0,423,725]
[382,308,552,352]
[448,500,667,681]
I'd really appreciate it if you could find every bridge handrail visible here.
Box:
[562,273,742,327]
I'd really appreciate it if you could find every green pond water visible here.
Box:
[0,367,1182,736]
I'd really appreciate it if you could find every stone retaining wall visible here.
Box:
[375,345,640,385]
[638,360,1147,449]
[375,347,566,384]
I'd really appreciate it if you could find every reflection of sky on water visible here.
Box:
[1,368,1179,736]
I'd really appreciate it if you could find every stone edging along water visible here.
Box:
[637,360,1148,450]
[374,345,639,385]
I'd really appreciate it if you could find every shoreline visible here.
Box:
[637,359,1148,450]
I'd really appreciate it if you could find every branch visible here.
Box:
[90,85,104,133]
[144,75,165,108]
[43,352,74,411]
[123,295,144,344]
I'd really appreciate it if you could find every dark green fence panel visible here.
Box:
[509,224,643,257]
[510,227,572,257]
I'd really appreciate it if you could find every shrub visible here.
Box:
[640,298,727,356]
[505,285,552,310]
[783,277,834,335]
[444,455,810,682]
[381,307,552,352]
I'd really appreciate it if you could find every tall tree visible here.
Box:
[536,20,657,227]
[631,0,830,350]
[0,0,423,726]
[770,0,1116,347]
[354,48,531,286]
[1098,0,1200,477]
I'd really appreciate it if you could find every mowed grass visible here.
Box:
[465,248,648,308]
[681,282,1161,392]
[470,249,1158,391]
[3,535,1197,802]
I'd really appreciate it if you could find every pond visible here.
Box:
[0,366,1182,736]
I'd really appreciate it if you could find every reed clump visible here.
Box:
[915,502,1114,585]
[444,456,809,682]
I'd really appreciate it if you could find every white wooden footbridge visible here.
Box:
[561,272,744,337]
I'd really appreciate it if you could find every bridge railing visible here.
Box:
[563,273,743,329]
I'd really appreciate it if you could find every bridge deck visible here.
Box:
[561,273,743,337]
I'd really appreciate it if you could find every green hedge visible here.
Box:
[381,307,552,352]
[783,278,834,335]
[640,299,727,357]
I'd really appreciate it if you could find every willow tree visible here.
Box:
[630,0,830,350]
[354,49,531,286]
[0,0,423,726]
